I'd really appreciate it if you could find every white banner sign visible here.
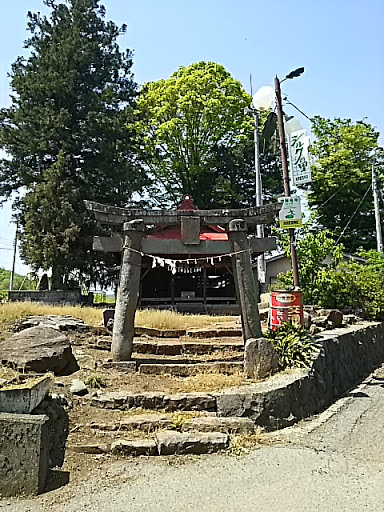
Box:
[288,129,312,186]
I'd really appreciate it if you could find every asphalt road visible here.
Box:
[2,364,384,512]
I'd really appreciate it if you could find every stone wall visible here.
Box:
[8,289,83,305]
[216,322,384,430]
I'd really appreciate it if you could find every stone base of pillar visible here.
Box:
[0,413,50,496]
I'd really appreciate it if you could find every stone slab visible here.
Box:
[162,393,217,412]
[138,362,243,377]
[155,431,229,455]
[119,414,172,431]
[89,391,216,412]
[17,315,87,332]
[90,391,136,409]
[102,361,137,373]
[111,439,158,456]
[0,413,49,497]
[181,342,243,354]
[0,375,51,414]
[215,329,243,337]
[135,327,187,338]
[189,416,255,433]
[69,444,111,454]
[186,329,218,338]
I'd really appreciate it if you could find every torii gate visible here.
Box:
[85,198,280,362]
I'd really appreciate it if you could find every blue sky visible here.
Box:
[0,0,383,274]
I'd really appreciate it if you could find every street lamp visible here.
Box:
[249,85,274,288]
[274,68,305,288]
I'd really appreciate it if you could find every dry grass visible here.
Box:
[169,370,247,393]
[229,432,263,455]
[0,302,239,330]
[0,302,100,326]
[136,309,239,330]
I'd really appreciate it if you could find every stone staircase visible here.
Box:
[67,328,253,457]
[68,404,257,457]
[90,330,245,377]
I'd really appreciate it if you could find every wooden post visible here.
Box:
[111,219,145,361]
[228,219,262,342]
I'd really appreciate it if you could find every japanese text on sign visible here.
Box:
[278,196,303,229]
[288,129,312,186]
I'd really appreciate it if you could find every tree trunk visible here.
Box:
[51,264,63,290]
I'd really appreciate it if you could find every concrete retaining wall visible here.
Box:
[8,289,83,305]
[216,322,384,430]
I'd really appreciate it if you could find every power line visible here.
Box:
[335,184,372,245]
[316,180,352,209]
[282,96,311,120]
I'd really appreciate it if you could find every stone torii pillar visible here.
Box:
[111,219,145,361]
[228,219,262,342]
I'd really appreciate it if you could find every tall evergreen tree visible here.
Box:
[0,0,145,287]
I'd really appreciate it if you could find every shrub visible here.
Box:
[266,322,320,369]
[84,374,106,389]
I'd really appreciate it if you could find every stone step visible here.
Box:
[134,327,243,338]
[89,414,256,434]
[138,361,243,377]
[69,431,229,457]
[156,431,229,455]
[134,354,242,365]
[90,337,244,355]
[89,391,217,412]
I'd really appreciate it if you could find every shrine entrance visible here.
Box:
[85,196,280,362]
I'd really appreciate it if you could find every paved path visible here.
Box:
[2,365,384,512]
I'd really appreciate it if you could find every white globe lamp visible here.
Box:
[252,86,274,111]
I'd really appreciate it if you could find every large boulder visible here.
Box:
[0,326,78,375]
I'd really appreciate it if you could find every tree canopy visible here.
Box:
[308,116,383,252]
[136,61,282,209]
[0,0,145,287]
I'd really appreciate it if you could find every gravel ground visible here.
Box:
[1,365,383,512]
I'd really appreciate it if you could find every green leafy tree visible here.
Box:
[0,0,145,288]
[136,61,258,208]
[0,267,34,291]
[308,117,383,252]
[210,121,283,209]
[275,223,344,304]
[333,249,384,320]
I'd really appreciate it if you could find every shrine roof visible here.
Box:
[146,226,228,241]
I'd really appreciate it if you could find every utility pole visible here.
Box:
[253,110,266,287]
[372,159,383,253]
[9,223,18,291]
[274,76,300,288]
